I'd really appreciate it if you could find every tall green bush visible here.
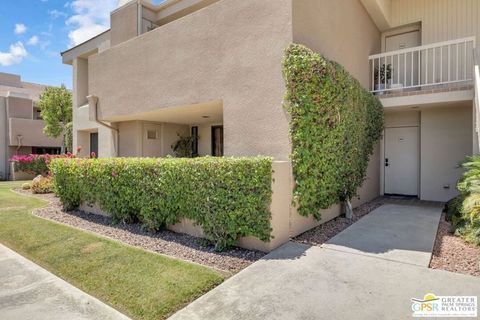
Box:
[50,157,273,250]
[282,44,384,219]
[451,156,480,246]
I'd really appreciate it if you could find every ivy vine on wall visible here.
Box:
[282,44,384,219]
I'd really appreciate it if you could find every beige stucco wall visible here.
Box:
[390,0,480,45]
[111,1,139,47]
[72,57,118,158]
[10,162,35,181]
[6,96,33,119]
[118,121,189,157]
[119,121,143,157]
[385,110,420,127]
[360,0,392,31]
[73,58,100,157]
[420,104,473,201]
[9,118,62,147]
[153,0,221,26]
[74,58,89,108]
[89,0,293,160]
[293,0,381,89]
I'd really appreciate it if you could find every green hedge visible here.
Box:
[282,44,384,219]
[50,157,273,250]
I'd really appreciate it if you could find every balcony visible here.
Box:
[9,118,62,147]
[369,37,476,97]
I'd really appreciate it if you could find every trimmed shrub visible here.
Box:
[21,182,31,190]
[282,44,384,219]
[50,157,273,250]
[10,153,76,176]
[450,156,480,246]
[31,175,54,194]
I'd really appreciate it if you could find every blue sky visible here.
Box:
[0,0,164,88]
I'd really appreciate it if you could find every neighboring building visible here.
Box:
[61,0,480,245]
[0,72,63,180]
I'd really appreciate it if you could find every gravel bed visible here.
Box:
[294,199,384,246]
[429,213,480,277]
[14,189,265,274]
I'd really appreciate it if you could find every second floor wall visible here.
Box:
[390,0,480,46]
[362,0,480,94]
[1,95,63,148]
[79,0,381,160]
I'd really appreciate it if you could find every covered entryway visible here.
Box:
[110,100,224,158]
[384,126,420,196]
[381,102,472,202]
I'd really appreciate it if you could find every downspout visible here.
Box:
[87,95,119,156]
[16,135,23,153]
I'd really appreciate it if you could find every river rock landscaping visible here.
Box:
[294,198,384,246]
[15,189,264,274]
[430,213,480,277]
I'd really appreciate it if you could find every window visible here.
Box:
[211,126,224,157]
[32,147,61,155]
[147,130,158,140]
[191,126,199,156]
[90,132,98,157]
[33,107,42,120]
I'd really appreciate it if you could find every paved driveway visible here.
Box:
[170,204,480,320]
[0,244,130,320]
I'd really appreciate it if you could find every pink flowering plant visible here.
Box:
[10,153,76,176]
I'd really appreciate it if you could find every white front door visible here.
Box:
[384,127,420,196]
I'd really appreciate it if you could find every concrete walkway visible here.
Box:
[170,203,480,320]
[323,204,443,266]
[0,244,130,320]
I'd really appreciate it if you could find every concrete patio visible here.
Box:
[170,203,480,320]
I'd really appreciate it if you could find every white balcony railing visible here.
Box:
[369,37,476,94]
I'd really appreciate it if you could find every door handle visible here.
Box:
[385,158,389,167]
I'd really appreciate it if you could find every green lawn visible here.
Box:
[0,181,224,320]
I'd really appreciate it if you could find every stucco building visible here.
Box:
[0,72,63,180]
[61,0,480,249]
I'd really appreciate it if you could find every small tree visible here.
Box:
[39,85,72,153]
